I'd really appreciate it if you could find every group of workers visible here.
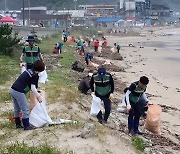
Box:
[78,69,149,135]
[10,32,149,136]
[77,35,149,135]
[11,36,45,130]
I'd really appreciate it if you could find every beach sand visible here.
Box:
[107,27,180,152]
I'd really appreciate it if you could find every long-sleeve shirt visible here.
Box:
[90,72,114,98]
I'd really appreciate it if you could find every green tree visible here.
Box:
[0,24,20,56]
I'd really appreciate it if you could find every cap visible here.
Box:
[26,36,35,42]
[98,67,106,79]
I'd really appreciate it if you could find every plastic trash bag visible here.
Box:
[110,47,115,53]
[145,104,162,135]
[67,36,72,42]
[29,90,78,128]
[117,90,131,113]
[90,94,102,116]
[117,98,129,113]
[98,46,102,53]
[29,100,52,128]
[38,70,48,84]
[88,61,99,68]
[48,119,77,126]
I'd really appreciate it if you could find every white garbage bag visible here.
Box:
[117,90,131,113]
[90,94,102,116]
[103,60,111,65]
[38,70,48,84]
[117,97,128,113]
[98,46,102,53]
[110,47,115,53]
[29,100,52,128]
[48,119,77,125]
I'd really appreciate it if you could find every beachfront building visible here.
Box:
[151,4,171,17]
[96,17,123,28]
[79,5,116,17]
[117,0,151,18]
[147,4,171,25]
[57,10,86,26]
[20,6,71,28]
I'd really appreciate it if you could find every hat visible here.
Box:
[88,73,93,77]
[98,67,106,79]
[26,36,35,42]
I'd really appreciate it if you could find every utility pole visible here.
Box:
[5,0,7,10]
[28,0,31,25]
[74,0,77,10]
[23,0,25,26]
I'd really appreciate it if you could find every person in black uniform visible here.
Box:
[127,76,149,135]
[90,67,114,124]
[78,73,93,95]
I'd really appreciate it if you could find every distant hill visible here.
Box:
[0,0,179,11]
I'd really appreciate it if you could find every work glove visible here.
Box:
[109,93,113,100]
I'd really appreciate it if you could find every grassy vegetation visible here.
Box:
[0,121,15,129]
[43,39,79,103]
[38,31,62,54]
[0,55,19,85]
[0,90,12,103]
[0,55,20,104]
[131,136,145,152]
[0,110,13,118]
[0,27,98,153]
[95,123,109,143]
[71,27,98,39]
[0,142,61,154]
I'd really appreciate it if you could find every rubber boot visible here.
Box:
[15,117,23,128]
[97,111,103,124]
[22,118,33,130]
[128,116,134,134]
[134,119,143,135]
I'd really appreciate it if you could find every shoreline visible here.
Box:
[107,33,180,108]
[105,27,180,153]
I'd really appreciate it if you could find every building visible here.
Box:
[79,5,116,17]
[20,6,71,27]
[57,10,86,26]
[151,4,171,17]
[135,0,146,18]
[96,17,122,27]
[124,0,136,18]
[117,0,151,18]
[145,0,151,16]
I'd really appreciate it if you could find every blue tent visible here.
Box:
[96,17,122,23]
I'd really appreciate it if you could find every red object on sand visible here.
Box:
[71,36,75,42]
[53,47,58,54]
[9,112,22,122]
